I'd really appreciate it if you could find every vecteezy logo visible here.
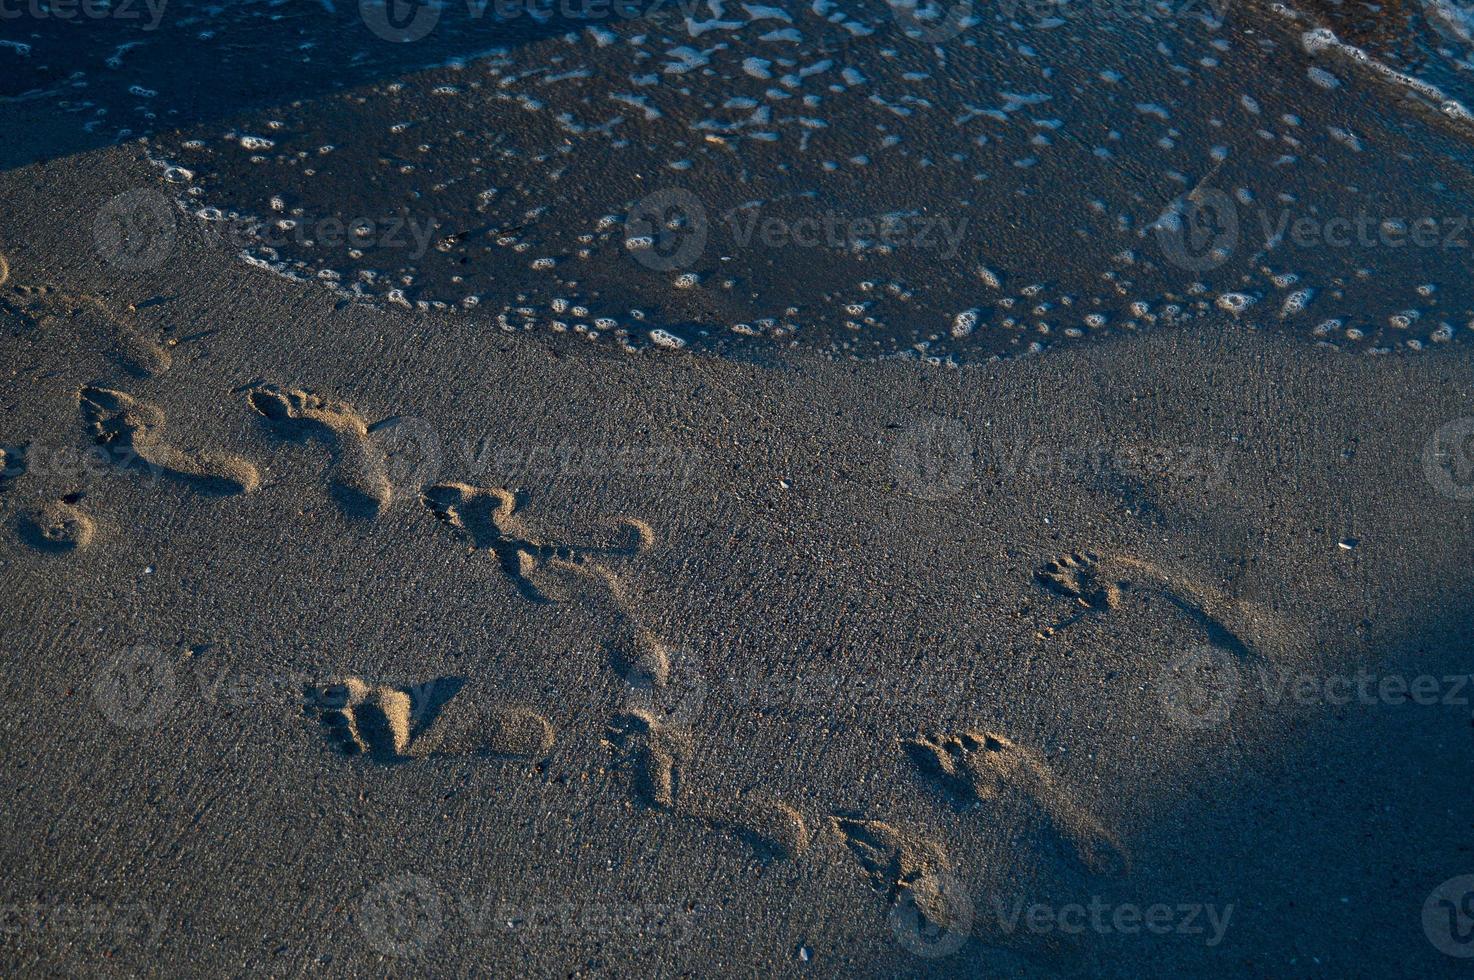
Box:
[1423,875,1474,957]
[891,418,974,500]
[1154,187,1238,272]
[623,644,707,729]
[889,0,976,43]
[624,189,708,272]
[357,874,444,957]
[359,0,442,43]
[371,415,443,502]
[1157,644,1240,730]
[92,645,176,730]
[1423,417,1474,502]
[112,903,168,948]
[94,189,176,271]
[888,873,972,958]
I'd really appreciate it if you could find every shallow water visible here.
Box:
[9,0,1474,359]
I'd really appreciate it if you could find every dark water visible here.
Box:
[8,0,1474,360]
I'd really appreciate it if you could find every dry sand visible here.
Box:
[1,144,1472,977]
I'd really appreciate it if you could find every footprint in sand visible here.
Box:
[80,386,259,495]
[604,709,808,861]
[85,296,173,379]
[18,495,95,553]
[832,816,952,898]
[303,676,553,763]
[829,814,974,947]
[608,628,672,688]
[685,791,812,862]
[11,289,172,377]
[421,487,682,722]
[422,481,653,603]
[608,627,710,730]
[1036,549,1267,660]
[831,814,1086,958]
[904,730,1130,876]
[246,384,393,518]
[607,708,687,809]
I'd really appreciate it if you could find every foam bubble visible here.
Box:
[649,328,688,349]
[951,309,979,338]
[1216,292,1256,314]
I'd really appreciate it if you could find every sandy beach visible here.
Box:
[4,2,1474,976]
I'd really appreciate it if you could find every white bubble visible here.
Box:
[1216,292,1255,314]
[951,309,979,338]
[1280,289,1312,317]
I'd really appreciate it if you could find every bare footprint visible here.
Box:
[17,290,171,377]
[306,677,415,762]
[80,386,259,495]
[904,731,1129,876]
[830,814,967,940]
[832,814,1076,958]
[1036,550,1267,659]
[91,297,172,378]
[303,676,553,763]
[685,792,811,861]
[18,496,94,552]
[423,481,652,603]
[607,709,688,809]
[832,816,951,894]
[247,384,390,518]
